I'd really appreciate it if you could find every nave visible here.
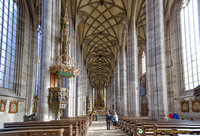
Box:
[0,0,200,134]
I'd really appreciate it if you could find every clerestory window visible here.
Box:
[141,51,146,74]
[181,0,200,90]
[35,25,42,96]
[0,0,18,89]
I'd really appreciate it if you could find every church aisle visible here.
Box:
[85,121,128,136]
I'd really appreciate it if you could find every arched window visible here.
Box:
[141,51,146,74]
[180,0,200,90]
[0,0,18,89]
[35,25,42,96]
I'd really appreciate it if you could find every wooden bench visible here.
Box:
[60,118,86,135]
[1,115,92,136]
[0,128,66,136]
[119,116,200,136]
[3,120,78,136]
[0,125,72,136]
[141,120,200,136]
[153,124,200,136]
[118,116,149,134]
[61,115,92,135]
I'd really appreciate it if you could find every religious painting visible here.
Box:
[181,100,189,112]
[192,99,200,112]
[9,101,18,113]
[140,75,146,96]
[0,99,7,112]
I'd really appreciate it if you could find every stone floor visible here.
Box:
[85,121,128,136]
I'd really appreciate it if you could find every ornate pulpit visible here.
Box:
[49,87,69,120]
[48,4,79,120]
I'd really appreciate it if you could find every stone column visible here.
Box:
[68,19,77,117]
[76,50,83,116]
[38,0,61,120]
[88,85,93,112]
[146,0,168,120]
[38,0,52,121]
[25,20,37,115]
[104,88,107,110]
[127,0,140,116]
[165,1,183,113]
[76,45,89,116]
[106,86,111,111]
[115,53,121,114]
[120,43,128,116]
[198,0,200,33]
[109,73,115,112]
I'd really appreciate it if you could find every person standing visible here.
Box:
[96,111,98,121]
[106,111,111,129]
[172,112,180,119]
[93,110,98,121]
[112,112,118,129]
[168,112,173,119]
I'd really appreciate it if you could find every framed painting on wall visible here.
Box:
[181,100,189,112]
[9,101,18,113]
[0,99,7,112]
[192,99,200,112]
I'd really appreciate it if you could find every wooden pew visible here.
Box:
[118,116,149,134]
[0,128,66,136]
[2,115,91,136]
[119,116,200,136]
[61,115,91,135]
[153,124,200,136]
[3,120,78,136]
[142,120,200,136]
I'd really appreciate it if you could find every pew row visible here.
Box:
[0,115,92,136]
[118,116,200,136]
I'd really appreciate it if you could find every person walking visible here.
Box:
[112,112,118,129]
[106,111,111,129]
[96,111,98,121]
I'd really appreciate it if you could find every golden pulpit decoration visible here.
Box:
[49,2,79,78]
[49,54,79,78]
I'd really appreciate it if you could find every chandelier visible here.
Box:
[49,4,79,78]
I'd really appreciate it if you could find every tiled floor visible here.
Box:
[85,121,128,136]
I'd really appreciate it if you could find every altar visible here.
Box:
[93,87,106,115]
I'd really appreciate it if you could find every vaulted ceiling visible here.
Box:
[27,0,176,89]
[75,0,134,88]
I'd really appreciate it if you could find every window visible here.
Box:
[0,0,18,89]
[181,0,200,90]
[141,51,146,74]
[35,25,42,96]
